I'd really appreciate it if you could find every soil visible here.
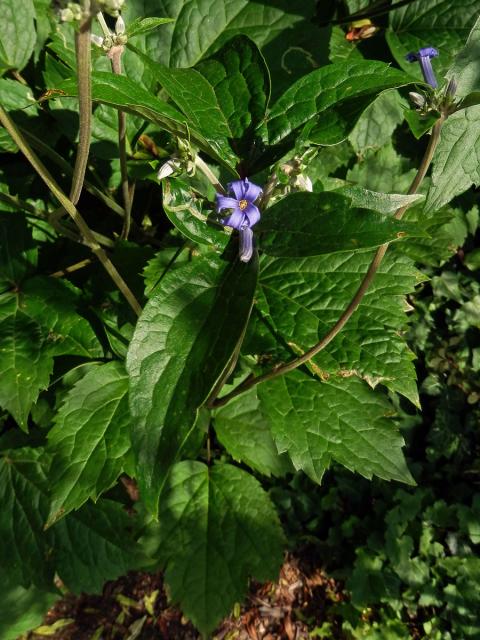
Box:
[27,555,346,640]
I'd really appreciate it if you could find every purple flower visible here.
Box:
[406,47,439,88]
[216,178,262,263]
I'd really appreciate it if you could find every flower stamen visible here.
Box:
[238,199,248,211]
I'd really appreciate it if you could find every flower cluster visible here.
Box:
[216,178,262,263]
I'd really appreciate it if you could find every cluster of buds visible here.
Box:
[157,138,196,181]
[91,14,127,51]
[58,0,125,21]
[279,158,313,193]
[406,47,458,117]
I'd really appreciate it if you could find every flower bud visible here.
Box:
[91,34,104,47]
[408,92,426,109]
[115,15,125,35]
[157,158,182,181]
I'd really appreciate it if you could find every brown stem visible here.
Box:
[212,117,444,408]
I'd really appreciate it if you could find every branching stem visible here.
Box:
[0,106,142,317]
[212,117,445,408]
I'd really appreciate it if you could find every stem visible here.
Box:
[70,13,93,205]
[108,44,132,239]
[0,105,142,317]
[213,118,444,408]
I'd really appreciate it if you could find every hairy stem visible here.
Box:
[70,12,93,205]
[213,118,444,408]
[108,44,132,239]
[0,106,142,316]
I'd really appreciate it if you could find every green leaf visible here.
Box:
[258,251,422,404]
[54,499,142,593]
[214,387,292,477]
[0,0,36,72]
[333,185,424,215]
[126,251,258,514]
[264,61,414,150]
[0,581,57,640]
[447,16,480,98]
[257,192,421,257]
[127,16,175,39]
[155,461,285,635]
[257,371,415,485]
[128,47,238,169]
[0,448,54,587]
[140,0,326,98]
[0,276,101,429]
[0,211,36,290]
[425,105,480,212]
[195,35,270,163]
[347,143,417,194]
[387,0,479,79]
[163,178,229,250]
[60,73,236,171]
[404,109,440,140]
[0,294,53,429]
[349,90,406,154]
[46,362,132,526]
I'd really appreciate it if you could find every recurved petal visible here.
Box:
[228,179,248,200]
[222,207,246,230]
[244,203,261,227]
[243,179,262,203]
[239,227,254,262]
[216,195,239,212]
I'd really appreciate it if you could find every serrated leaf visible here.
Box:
[155,461,285,635]
[60,73,236,171]
[0,0,36,72]
[126,251,258,514]
[347,143,417,194]
[387,0,479,79]
[195,35,270,164]
[257,371,415,485]
[127,17,174,39]
[214,387,292,477]
[163,178,229,249]
[46,362,132,526]
[259,251,421,404]
[54,499,142,593]
[425,106,480,212]
[0,448,54,587]
[257,192,421,257]
[264,60,414,152]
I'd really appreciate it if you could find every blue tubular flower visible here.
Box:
[216,178,262,262]
[406,47,439,88]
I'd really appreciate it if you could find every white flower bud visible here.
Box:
[408,92,426,109]
[115,15,125,35]
[296,174,313,192]
[157,158,182,181]
[91,34,104,47]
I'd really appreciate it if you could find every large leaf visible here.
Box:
[60,73,236,171]
[425,106,480,212]
[0,211,36,290]
[154,461,285,635]
[195,35,270,163]
[139,0,326,98]
[348,90,405,154]
[257,192,420,257]
[214,386,292,478]
[54,499,142,593]
[387,0,479,79]
[46,362,132,526]
[258,251,422,404]
[258,371,415,485]
[264,60,414,151]
[0,0,36,72]
[126,250,258,514]
[0,448,54,587]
